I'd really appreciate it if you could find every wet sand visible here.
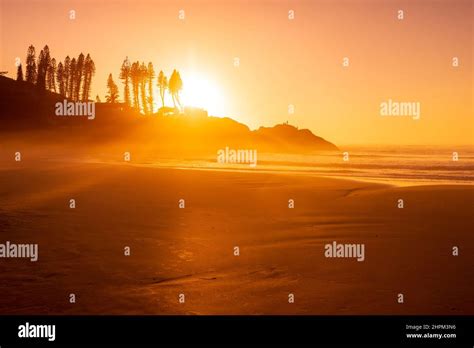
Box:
[0,162,473,314]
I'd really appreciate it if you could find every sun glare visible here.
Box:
[180,73,226,116]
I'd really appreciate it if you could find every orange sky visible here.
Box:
[1,0,472,145]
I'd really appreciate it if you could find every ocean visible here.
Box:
[174,146,474,186]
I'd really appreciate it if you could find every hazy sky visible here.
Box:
[1,0,472,145]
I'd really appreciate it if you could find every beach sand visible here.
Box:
[0,161,472,314]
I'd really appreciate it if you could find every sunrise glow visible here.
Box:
[181,73,226,116]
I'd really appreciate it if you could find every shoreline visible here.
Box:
[75,159,474,187]
[3,156,474,188]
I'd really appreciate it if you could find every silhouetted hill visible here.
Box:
[253,124,337,151]
[0,76,338,154]
[0,75,64,128]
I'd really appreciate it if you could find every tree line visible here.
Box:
[17,44,96,102]
[15,45,182,114]
[105,57,183,114]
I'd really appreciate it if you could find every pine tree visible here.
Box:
[16,64,24,81]
[36,45,51,90]
[36,49,45,88]
[68,58,76,99]
[57,62,65,96]
[169,69,183,111]
[157,70,167,108]
[147,62,155,113]
[74,53,85,101]
[130,61,140,109]
[47,58,57,92]
[25,45,37,84]
[81,54,95,101]
[119,57,131,107]
[175,71,183,110]
[105,73,119,103]
[139,62,148,114]
[63,56,71,98]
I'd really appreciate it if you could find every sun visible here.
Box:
[180,73,226,116]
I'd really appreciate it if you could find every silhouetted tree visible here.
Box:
[36,50,45,88]
[168,70,177,109]
[47,58,57,92]
[106,73,119,103]
[147,62,155,114]
[157,70,167,108]
[139,62,148,114]
[36,45,51,89]
[119,57,131,107]
[175,71,183,109]
[81,54,95,101]
[36,45,51,90]
[96,94,101,103]
[68,58,76,99]
[16,64,24,81]
[130,61,140,109]
[168,69,183,111]
[25,45,37,84]
[63,56,71,98]
[57,62,65,96]
[74,53,85,101]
